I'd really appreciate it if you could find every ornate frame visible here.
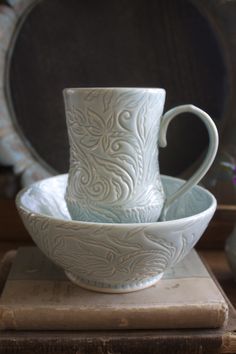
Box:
[0,0,51,186]
[0,0,235,186]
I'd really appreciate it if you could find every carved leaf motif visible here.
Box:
[66,89,164,222]
[74,107,87,125]
[107,114,115,129]
[85,90,100,101]
[45,227,179,283]
[173,235,188,264]
[137,104,146,144]
[101,135,110,151]
[112,154,137,171]
[90,154,134,201]
[92,153,131,176]
[103,90,113,112]
[116,91,145,108]
[86,126,101,136]
[80,134,99,149]
[87,108,104,130]
[107,232,143,250]
[118,251,167,275]
[112,179,122,199]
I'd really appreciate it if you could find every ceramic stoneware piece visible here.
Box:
[16,174,217,293]
[63,87,218,223]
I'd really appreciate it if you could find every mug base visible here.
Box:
[65,271,164,293]
[66,198,163,224]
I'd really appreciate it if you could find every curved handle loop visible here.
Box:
[159,104,219,220]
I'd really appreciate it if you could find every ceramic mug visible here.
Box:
[63,87,218,223]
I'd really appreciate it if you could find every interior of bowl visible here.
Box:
[17,174,215,223]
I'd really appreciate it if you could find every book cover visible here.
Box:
[0,247,228,331]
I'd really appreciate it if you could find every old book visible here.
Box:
[0,249,236,354]
[0,247,229,331]
[0,307,236,354]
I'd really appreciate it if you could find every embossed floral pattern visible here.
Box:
[51,227,176,282]
[18,208,211,290]
[16,174,216,292]
[64,88,165,223]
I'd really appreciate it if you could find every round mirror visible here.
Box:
[1,0,228,184]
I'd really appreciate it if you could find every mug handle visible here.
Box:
[159,104,219,220]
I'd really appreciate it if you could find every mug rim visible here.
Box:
[63,87,166,95]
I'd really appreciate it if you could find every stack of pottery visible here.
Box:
[16,88,219,293]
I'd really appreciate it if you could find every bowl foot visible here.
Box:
[65,271,164,293]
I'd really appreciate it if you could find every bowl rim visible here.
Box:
[16,174,217,227]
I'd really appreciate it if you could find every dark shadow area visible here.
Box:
[9,0,227,175]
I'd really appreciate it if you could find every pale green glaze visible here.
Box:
[63,88,218,223]
[16,174,216,293]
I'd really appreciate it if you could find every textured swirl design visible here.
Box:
[65,89,165,222]
[16,173,216,292]
[17,212,199,290]
[18,211,191,289]
[51,227,177,285]
[18,208,53,260]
